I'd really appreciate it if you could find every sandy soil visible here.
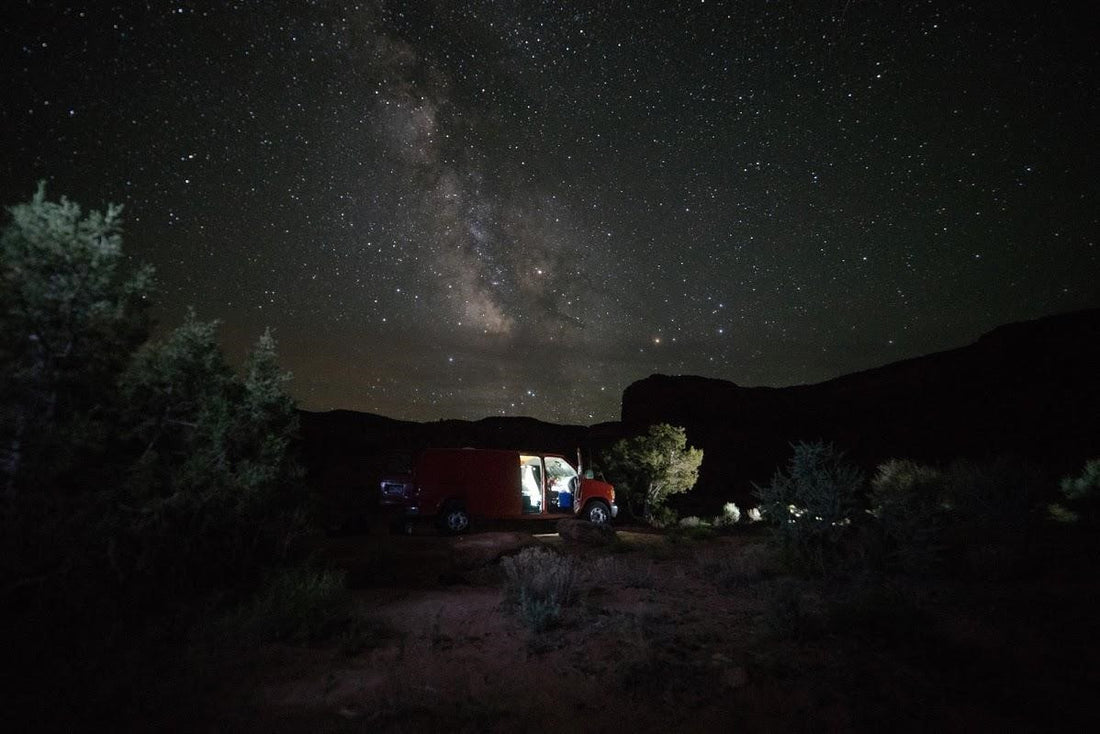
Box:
[197,526,1096,733]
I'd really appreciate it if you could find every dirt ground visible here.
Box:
[196,524,1097,733]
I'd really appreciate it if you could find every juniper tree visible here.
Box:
[0,183,153,495]
[117,316,307,586]
[603,423,703,520]
[1,185,310,730]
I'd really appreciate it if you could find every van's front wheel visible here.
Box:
[439,503,470,534]
[583,500,612,526]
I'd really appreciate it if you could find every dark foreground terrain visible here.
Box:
[177,522,1097,732]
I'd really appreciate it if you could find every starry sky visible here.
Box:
[3,1,1097,424]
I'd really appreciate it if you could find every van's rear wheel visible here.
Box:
[583,500,612,526]
[439,503,470,534]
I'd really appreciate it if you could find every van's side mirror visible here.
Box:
[584,470,594,479]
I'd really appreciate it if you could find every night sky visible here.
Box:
[3,1,1097,424]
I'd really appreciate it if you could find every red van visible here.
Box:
[379,448,618,533]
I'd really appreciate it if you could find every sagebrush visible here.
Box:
[501,546,580,631]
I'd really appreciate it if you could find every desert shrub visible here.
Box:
[501,547,580,631]
[1060,458,1100,501]
[669,515,717,541]
[753,441,866,575]
[647,503,680,529]
[674,527,716,542]
[336,614,396,657]
[765,577,826,640]
[941,456,1041,536]
[1048,502,1080,524]
[516,591,561,633]
[1049,458,1100,524]
[826,581,928,644]
[870,459,949,574]
[930,457,1047,579]
[601,423,703,520]
[216,566,351,645]
[588,555,655,588]
[698,543,775,588]
[714,501,741,527]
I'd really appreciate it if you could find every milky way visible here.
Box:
[2,1,1096,423]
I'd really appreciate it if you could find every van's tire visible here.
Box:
[438,503,470,535]
[583,500,612,526]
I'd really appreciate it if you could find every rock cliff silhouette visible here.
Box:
[621,308,1100,506]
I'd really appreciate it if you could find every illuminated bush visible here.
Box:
[714,501,741,527]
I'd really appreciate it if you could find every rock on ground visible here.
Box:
[557,518,617,545]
